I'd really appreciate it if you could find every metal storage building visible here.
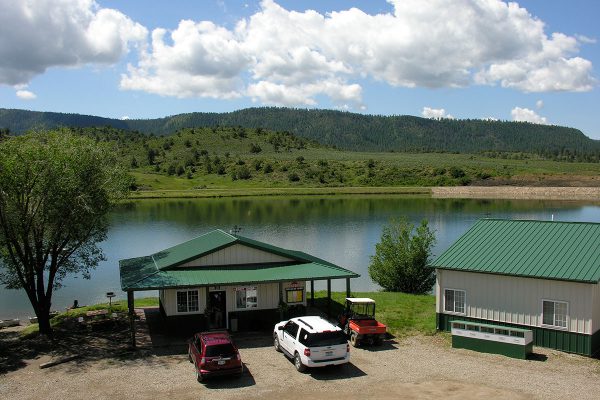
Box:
[431,219,600,356]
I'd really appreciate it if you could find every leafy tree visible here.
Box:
[369,218,436,294]
[0,130,130,334]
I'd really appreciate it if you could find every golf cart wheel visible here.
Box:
[350,332,359,347]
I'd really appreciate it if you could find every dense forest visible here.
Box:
[1,107,599,162]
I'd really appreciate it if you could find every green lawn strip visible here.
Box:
[20,297,159,338]
[129,186,431,199]
[312,291,436,338]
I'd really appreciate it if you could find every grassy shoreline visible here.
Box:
[129,186,431,199]
[128,185,600,201]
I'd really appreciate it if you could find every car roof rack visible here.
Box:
[298,318,314,330]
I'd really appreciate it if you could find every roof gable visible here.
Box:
[119,229,359,291]
[430,219,600,283]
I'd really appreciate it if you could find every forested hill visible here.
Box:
[1,107,599,159]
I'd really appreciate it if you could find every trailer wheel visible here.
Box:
[350,331,359,347]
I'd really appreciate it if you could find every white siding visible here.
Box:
[592,282,600,334]
[178,243,294,267]
[161,281,307,317]
[436,269,596,335]
[162,287,207,317]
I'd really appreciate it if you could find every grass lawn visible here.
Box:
[313,291,436,338]
[20,297,159,338]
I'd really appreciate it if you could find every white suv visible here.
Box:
[273,316,350,372]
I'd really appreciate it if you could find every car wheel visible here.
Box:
[350,332,359,347]
[195,366,203,383]
[294,353,306,372]
[274,335,281,352]
[188,352,193,363]
[238,364,244,378]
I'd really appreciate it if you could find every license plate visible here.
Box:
[325,351,333,356]
[218,360,226,365]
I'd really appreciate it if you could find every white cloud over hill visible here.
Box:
[0,0,146,86]
[511,106,548,124]
[0,0,595,108]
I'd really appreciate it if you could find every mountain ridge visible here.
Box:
[1,107,599,160]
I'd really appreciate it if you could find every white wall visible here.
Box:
[436,269,596,335]
[178,243,294,267]
[161,281,306,317]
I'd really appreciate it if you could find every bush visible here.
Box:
[369,218,436,294]
[249,143,262,153]
[288,172,300,182]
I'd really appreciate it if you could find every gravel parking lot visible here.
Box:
[2,330,600,400]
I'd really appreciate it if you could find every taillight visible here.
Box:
[346,343,350,352]
[200,357,206,366]
[304,348,311,357]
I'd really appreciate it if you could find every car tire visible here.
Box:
[195,366,203,383]
[350,332,359,347]
[274,335,282,352]
[294,353,306,372]
[188,352,193,363]
[238,364,244,378]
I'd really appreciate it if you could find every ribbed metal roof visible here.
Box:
[430,219,600,283]
[119,229,359,291]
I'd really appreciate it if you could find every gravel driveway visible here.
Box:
[2,331,600,400]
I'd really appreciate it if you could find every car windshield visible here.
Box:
[205,343,236,357]
[305,331,347,347]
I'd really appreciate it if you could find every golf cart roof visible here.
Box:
[346,298,375,303]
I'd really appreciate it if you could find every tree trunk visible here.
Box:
[37,312,52,335]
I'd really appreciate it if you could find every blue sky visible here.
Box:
[1,0,599,138]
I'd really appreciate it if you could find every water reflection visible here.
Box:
[1,196,599,319]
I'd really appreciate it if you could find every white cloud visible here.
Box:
[511,107,548,124]
[16,89,36,100]
[118,0,595,108]
[120,115,130,120]
[536,100,544,109]
[422,107,454,120]
[0,0,147,86]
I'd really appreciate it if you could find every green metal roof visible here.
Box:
[430,219,600,283]
[121,261,358,291]
[119,229,359,291]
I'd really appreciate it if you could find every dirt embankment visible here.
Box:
[433,186,600,201]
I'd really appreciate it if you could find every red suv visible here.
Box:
[188,331,244,382]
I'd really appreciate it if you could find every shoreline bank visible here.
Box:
[129,186,600,201]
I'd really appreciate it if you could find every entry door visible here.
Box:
[208,291,226,329]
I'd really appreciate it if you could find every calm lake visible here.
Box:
[2,195,600,319]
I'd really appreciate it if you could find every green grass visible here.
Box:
[128,185,431,199]
[313,291,436,338]
[20,297,158,338]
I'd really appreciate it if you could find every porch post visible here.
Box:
[326,279,331,317]
[346,277,351,298]
[278,282,284,320]
[310,280,314,306]
[127,290,136,349]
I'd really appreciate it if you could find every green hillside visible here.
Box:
[60,126,600,192]
[1,107,599,161]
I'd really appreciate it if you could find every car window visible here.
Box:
[205,343,236,357]
[285,321,299,338]
[298,328,310,346]
[304,331,347,347]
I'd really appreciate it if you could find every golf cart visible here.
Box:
[339,298,387,347]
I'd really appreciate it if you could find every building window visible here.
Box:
[236,287,258,309]
[176,290,199,313]
[444,289,465,314]
[286,288,304,304]
[542,300,568,328]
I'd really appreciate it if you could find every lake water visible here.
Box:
[2,195,600,319]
